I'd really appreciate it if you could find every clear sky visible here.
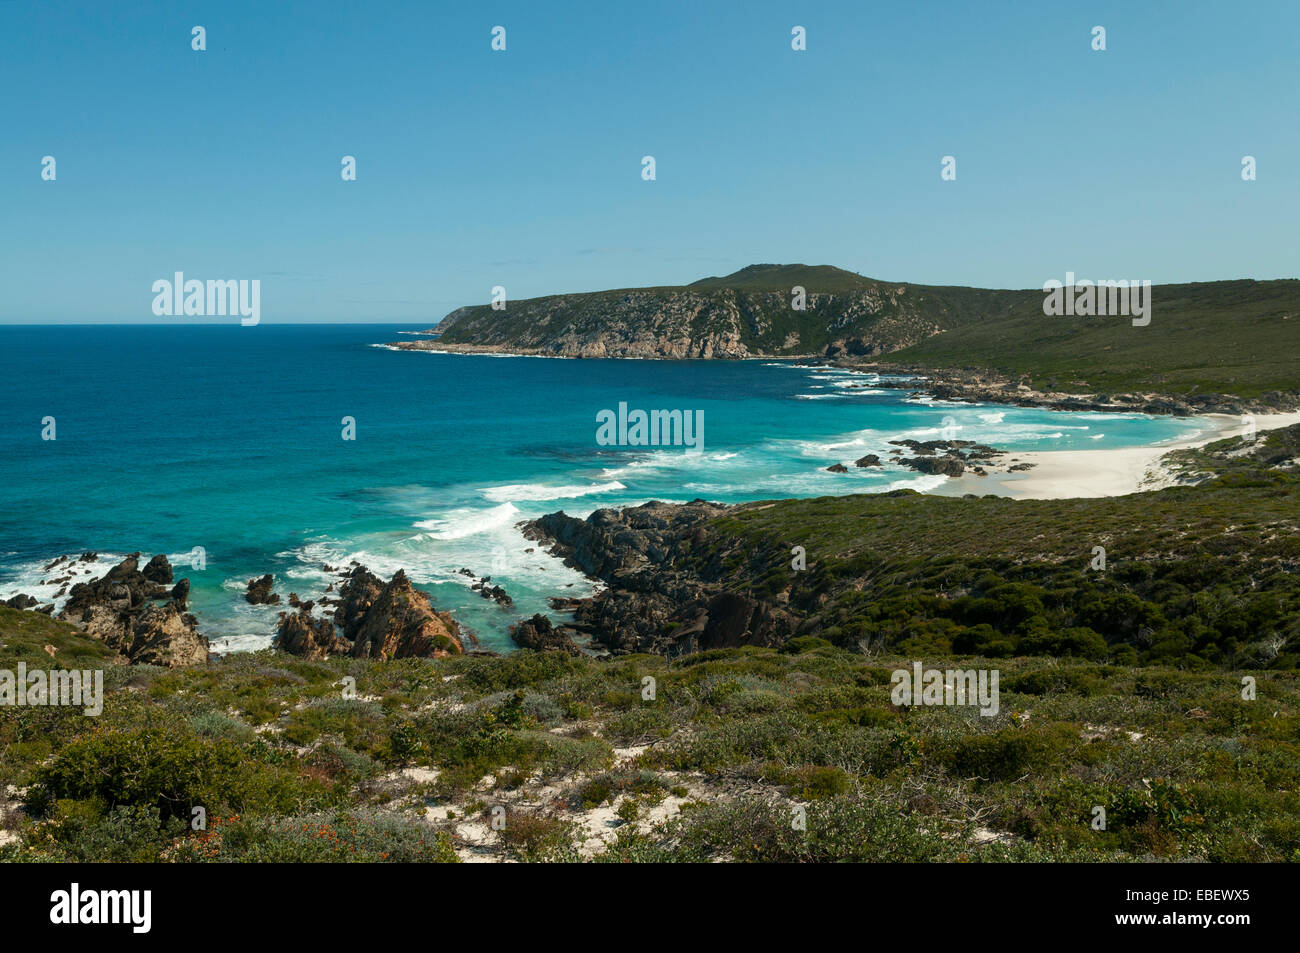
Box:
[2,0,1297,323]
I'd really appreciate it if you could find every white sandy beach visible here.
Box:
[934,412,1300,501]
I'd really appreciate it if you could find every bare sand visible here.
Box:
[933,412,1300,501]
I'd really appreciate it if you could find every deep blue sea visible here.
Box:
[0,324,1210,652]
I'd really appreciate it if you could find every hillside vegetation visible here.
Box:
[3,609,1299,863]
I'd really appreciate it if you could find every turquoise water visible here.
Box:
[0,324,1210,651]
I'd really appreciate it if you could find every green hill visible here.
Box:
[397,265,1299,399]
[886,278,1300,398]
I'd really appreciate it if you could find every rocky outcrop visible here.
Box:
[887,438,1008,479]
[59,554,207,667]
[4,594,37,610]
[523,500,798,657]
[826,463,848,473]
[276,607,350,660]
[349,570,464,660]
[509,613,581,655]
[902,456,966,478]
[334,566,385,640]
[460,570,513,607]
[854,454,882,467]
[141,554,173,585]
[274,565,467,660]
[130,602,209,667]
[244,574,280,605]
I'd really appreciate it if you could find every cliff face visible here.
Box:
[396,265,1023,360]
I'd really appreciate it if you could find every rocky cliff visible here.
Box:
[391,264,1025,360]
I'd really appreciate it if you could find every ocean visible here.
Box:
[0,324,1210,652]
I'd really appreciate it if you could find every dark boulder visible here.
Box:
[244,574,280,605]
[510,613,580,655]
[901,456,965,477]
[141,554,174,585]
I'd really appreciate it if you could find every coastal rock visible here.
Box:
[59,554,206,667]
[130,603,209,668]
[244,574,280,605]
[902,456,966,478]
[141,554,173,585]
[349,570,464,660]
[63,553,173,613]
[509,613,580,655]
[854,454,882,467]
[826,463,848,473]
[276,608,350,660]
[334,566,386,640]
[469,575,514,607]
[4,594,37,610]
[523,500,796,657]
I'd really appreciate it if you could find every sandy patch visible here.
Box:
[933,412,1300,501]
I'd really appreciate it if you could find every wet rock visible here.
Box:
[141,554,174,585]
[901,456,966,478]
[854,454,882,467]
[244,574,280,605]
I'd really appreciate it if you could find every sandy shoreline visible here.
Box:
[931,412,1300,501]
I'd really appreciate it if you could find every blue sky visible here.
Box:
[2,0,1297,322]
